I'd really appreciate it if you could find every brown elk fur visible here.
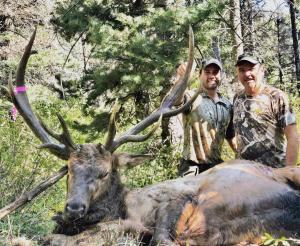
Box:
[53,146,300,245]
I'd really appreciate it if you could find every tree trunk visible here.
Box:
[0,15,9,60]
[134,90,150,119]
[130,0,146,16]
[154,0,167,8]
[230,0,244,59]
[276,17,284,85]
[240,0,254,53]
[0,15,7,32]
[159,79,171,146]
[161,117,171,146]
[211,36,221,62]
[289,0,300,92]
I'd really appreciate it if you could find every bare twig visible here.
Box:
[63,30,87,69]
[0,166,67,220]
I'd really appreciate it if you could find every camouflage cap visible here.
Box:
[235,54,263,66]
[202,58,222,71]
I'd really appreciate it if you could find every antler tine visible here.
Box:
[9,29,73,160]
[56,113,76,149]
[108,27,195,152]
[39,114,76,150]
[161,26,195,108]
[38,115,61,139]
[16,28,37,86]
[110,115,162,152]
[163,88,200,118]
[104,100,119,150]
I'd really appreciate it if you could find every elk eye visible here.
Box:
[95,170,108,179]
[101,171,108,179]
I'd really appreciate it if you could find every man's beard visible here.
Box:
[203,80,219,90]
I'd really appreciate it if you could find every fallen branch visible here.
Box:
[0,166,68,220]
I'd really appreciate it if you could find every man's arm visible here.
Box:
[284,124,300,166]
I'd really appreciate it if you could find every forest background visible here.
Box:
[0,0,300,245]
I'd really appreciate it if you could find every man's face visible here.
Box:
[236,62,265,95]
[199,64,221,90]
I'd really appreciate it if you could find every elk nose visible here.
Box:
[65,202,86,218]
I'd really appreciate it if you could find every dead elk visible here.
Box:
[6,29,300,245]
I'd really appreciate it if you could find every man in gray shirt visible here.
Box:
[174,59,237,176]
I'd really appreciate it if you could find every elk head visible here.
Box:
[9,27,197,222]
[64,143,152,220]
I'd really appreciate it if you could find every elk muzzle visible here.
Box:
[65,199,87,220]
[65,175,92,221]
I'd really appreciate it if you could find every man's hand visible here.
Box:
[171,61,197,105]
[176,63,188,78]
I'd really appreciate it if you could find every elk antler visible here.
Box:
[105,26,199,152]
[8,28,75,160]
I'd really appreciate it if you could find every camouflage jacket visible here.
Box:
[182,91,234,165]
[233,85,296,167]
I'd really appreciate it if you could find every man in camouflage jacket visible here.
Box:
[234,54,300,167]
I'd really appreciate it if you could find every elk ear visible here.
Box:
[113,153,153,168]
[96,144,111,157]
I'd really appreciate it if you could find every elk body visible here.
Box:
[8,29,300,245]
[58,148,300,245]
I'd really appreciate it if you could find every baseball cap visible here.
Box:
[201,58,222,71]
[235,54,263,66]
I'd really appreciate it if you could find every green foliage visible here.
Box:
[51,0,227,109]
[122,142,180,188]
[0,86,84,240]
[262,233,290,246]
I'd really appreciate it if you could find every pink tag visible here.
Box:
[14,86,27,94]
[10,105,18,121]
[11,86,27,121]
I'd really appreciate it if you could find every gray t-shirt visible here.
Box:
[182,91,234,165]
